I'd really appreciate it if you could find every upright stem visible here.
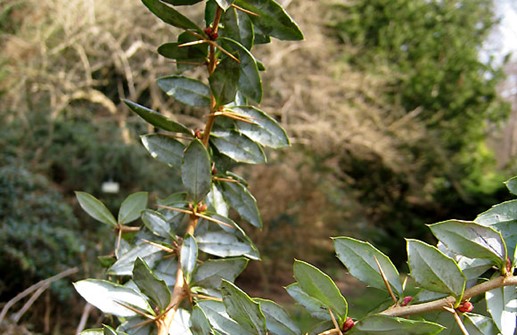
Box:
[157,8,224,334]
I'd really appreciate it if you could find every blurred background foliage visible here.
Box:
[1,0,516,333]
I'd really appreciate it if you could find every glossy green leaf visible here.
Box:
[348,315,445,335]
[233,0,303,41]
[133,257,171,312]
[211,130,266,164]
[207,184,229,216]
[333,237,402,296]
[429,220,507,269]
[197,231,259,260]
[229,106,289,148]
[142,209,171,238]
[74,279,153,317]
[191,306,212,335]
[117,317,153,335]
[220,280,267,335]
[215,0,234,10]
[221,38,262,102]
[197,300,248,334]
[141,0,201,31]
[475,199,517,226]
[407,239,466,299]
[438,242,493,281]
[464,314,499,335]
[494,221,517,265]
[181,234,198,283]
[123,100,191,134]
[153,258,178,287]
[209,56,240,106]
[103,325,125,335]
[161,0,203,5]
[255,299,301,335]
[205,0,217,26]
[157,76,211,107]
[221,7,254,49]
[220,181,262,228]
[293,260,348,323]
[109,243,163,276]
[75,192,117,227]
[182,139,212,202]
[285,283,331,320]
[141,134,184,168]
[193,257,248,289]
[486,285,517,335]
[168,309,192,334]
[118,192,148,225]
[504,176,517,196]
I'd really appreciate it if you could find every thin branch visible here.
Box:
[443,306,470,335]
[328,308,343,335]
[11,285,48,323]
[373,256,397,304]
[231,4,260,16]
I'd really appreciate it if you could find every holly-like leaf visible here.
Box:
[486,285,517,335]
[220,181,262,228]
[133,258,171,312]
[191,306,212,335]
[182,139,212,202]
[124,100,192,134]
[141,0,201,32]
[475,199,517,226]
[74,279,153,317]
[118,192,148,225]
[117,317,153,335]
[109,243,163,276]
[407,239,466,299]
[285,283,331,320]
[220,280,267,335]
[429,220,507,270]
[229,106,289,148]
[233,0,303,41]
[349,315,445,335]
[157,76,211,107]
[293,260,348,324]
[209,56,240,106]
[206,184,230,216]
[196,231,259,260]
[221,38,262,103]
[197,300,249,334]
[181,234,198,283]
[221,7,254,49]
[211,130,266,164]
[504,176,517,196]
[141,134,185,168]
[464,313,499,335]
[193,257,248,289]
[333,237,402,296]
[255,299,301,335]
[75,192,117,227]
[141,210,171,238]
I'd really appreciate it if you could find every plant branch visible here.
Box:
[381,275,517,317]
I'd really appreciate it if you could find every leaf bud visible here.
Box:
[342,317,355,332]
[400,296,413,307]
[456,301,473,313]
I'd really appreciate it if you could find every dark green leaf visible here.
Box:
[161,0,203,5]
[191,306,213,335]
[475,199,517,226]
[182,139,212,202]
[141,0,201,31]
[211,130,266,164]
[486,286,517,335]
[221,280,267,335]
[109,243,163,276]
[221,7,254,49]
[255,299,301,335]
[293,260,348,323]
[494,221,517,266]
[197,300,249,334]
[74,279,153,317]
[181,234,198,283]
[193,257,248,289]
[207,183,229,216]
[407,239,466,299]
[75,192,117,227]
[349,315,445,335]
[464,314,499,335]
[205,0,217,26]
[221,38,262,102]
[229,106,289,148]
[233,0,303,41]
[142,210,171,238]
[157,76,211,107]
[103,325,125,335]
[123,100,192,134]
[220,181,262,228]
[141,134,185,168]
[215,0,234,10]
[285,283,330,320]
[209,56,240,106]
[333,237,402,296]
[133,258,171,312]
[429,220,507,269]
[118,192,148,225]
